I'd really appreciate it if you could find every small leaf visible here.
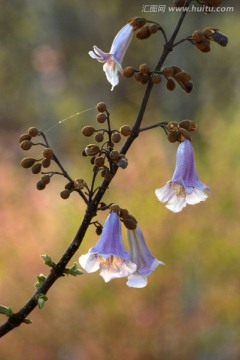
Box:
[35,274,47,288]
[41,254,55,267]
[23,318,32,324]
[0,305,13,316]
[64,262,84,276]
[35,294,48,309]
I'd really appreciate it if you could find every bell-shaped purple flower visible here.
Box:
[126,225,164,288]
[155,139,209,213]
[79,212,136,282]
[89,23,133,90]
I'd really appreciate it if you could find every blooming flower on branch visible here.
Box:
[155,139,209,213]
[79,212,136,282]
[126,225,164,288]
[89,23,133,90]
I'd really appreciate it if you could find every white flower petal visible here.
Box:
[126,272,147,288]
[99,257,137,283]
[79,252,100,273]
[186,188,208,205]
[103,60,119,90]
[166,194,187,213]
[155,182,173,203]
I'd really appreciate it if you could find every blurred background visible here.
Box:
[0,0,240,359]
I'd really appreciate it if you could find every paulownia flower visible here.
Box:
[79,212,136,282]
[155,139,209,213]
[127,225,164,288]
[89,23,133,90]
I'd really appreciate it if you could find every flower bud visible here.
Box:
[74,178,86,190]
[96,113,107,123]
[149,23,159,34]
[85,144,100,156]
[168,132,178,143]
[151,73,162,84]
[161,66,174,77]
[128,17,146,31]
[174,71,192,82]
[172,66,182,75]
[96,102,107,113]
[119,208,129,220]
[36,181,46,191]
[28,127,39,137]
[123,216,137,230]
[20,140,32,150]
[167,122,179,132]
[81,126,95,137]
[166,79,176,91]
[96,227,102,235]
[116,157,128,169]
[179,120,197,132]
[120,125,131,136]
[41,175,51,185]
[19,133,31,143]
[42,158,51,168]
[65,181,74,190]
[42,148,53,159]
[20,157,36,168]
[111,133,121,143]
[94,156,105,167]
[196,39,211,52]
[140,74,149,85]
[136,26,151,40]
[32,163,42,174]
[110,150,120,160]
[192,30,205,43]
[208,0,222,6]
[110,204,120,213]
[123,66,135,78]
[139,63,149,74]
[95,133,104,142]
[134,72,144,82]
[60,189,71,199]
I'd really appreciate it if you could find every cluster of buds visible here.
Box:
[110,204,137,230]
[128,17,160,40]
[192,27,228,52]
[81,102,131,181]
[166,120,197,143]
[161,65,193,93]
[124,63,161,86]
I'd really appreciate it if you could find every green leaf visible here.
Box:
[64,262,84,276]
[41,254,55,267]
[35,273,47,288]
[35,294,48,309]
[0,305,13,316]
[23,318,32,324]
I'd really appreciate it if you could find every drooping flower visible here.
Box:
[89,23,133,90]
[79,212,136,282]
[155,139,209,213]
[126,225,164,288]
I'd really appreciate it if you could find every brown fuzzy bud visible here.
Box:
[85,144,100,156]
[42,158,51,168]
[196,39,211,52]
[19,133,31,143]
[96,102,107,113]
[60,189,71,199]
[96,113,107,123]
[151,73,162,84]
[65,181,74,190]
[179,120,197,132]
[202,27,215,38]
[192,30,205,43]
[136,26,151,40]
[128,17,146,31]
[120,125,131,136]
[174,71,192,82]
[162,66,174,77]
[28,127,39,137]
[140,74,149,85]
[168,132,178,143]
[134,72,144,82]
[123,217,137,230]
[179,128,191,142]
[81,126,95,137]
[116,157,128,169]
[172,66,182,75]
[110,150,120,160]
[123,66,135,78]
[32,163,42,174]
[20,157,36,168]
[20,140,32,150]
[149,23,159,34]
[36,181,46,191]
[74,178,86,190]
[41,175,51,185]
[119,208,129,220]
[95,133,104,143]
[96,227,102,236]
[94,156,105,167]
[166,79,176,91]
[111,133,121,143]
[167,122,179,132]
[139,63,149,74]
[42,148,53,159]
[110,204,120,213]
[103,171,113,182]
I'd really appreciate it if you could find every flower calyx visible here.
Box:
[161,65,193,93]
[166,120,197,143]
